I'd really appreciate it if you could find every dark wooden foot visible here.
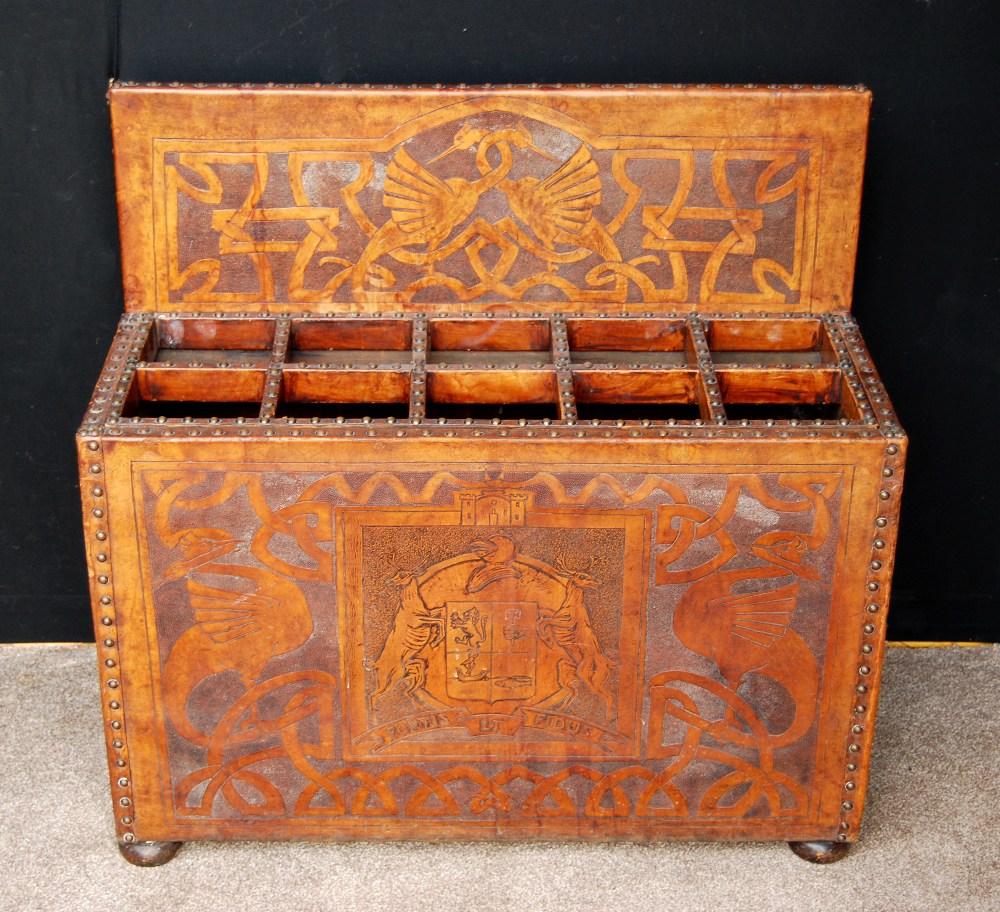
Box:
[118,839,183,867]
[788,840,851,864]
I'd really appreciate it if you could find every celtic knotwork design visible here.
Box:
[159,106,814,307]
[655,473,839,585]
[646,672,809,818]
[145,466,841,827]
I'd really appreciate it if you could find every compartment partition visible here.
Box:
[118,313,866,425]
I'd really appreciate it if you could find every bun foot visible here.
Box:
[788,840,851,864]
[118,839,183,867]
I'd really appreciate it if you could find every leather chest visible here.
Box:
[78,82,905,865]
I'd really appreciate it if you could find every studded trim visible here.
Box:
[835,437,907,840]
[77,435,137,844]
[91,311,898,442]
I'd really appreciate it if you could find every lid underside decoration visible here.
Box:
[110,84,870,315]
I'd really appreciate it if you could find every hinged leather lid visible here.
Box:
[110,83,870,315]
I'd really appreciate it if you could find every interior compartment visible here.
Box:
[566,317,686,352]
[121,367,265,418]
[289,319,412,363]
[426,368,558,419]
[573,370,699,404]
[716,367,841,404]
[131,367,266,402]
[425,403,560,421]
[706,318,834,367]
[573,368,701,421]
[716,367,848,420]
[706,318,824,351]
[148,317,276,367]
[281,369,410,404]
[428,318,551,352]
[155,317,276,351]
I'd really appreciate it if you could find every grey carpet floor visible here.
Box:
[0,644,997,912]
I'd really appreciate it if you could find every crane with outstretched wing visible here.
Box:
[499,145,621,267]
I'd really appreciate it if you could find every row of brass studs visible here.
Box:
[82,316,152,429]
[550,316,577,422]
[82,438,137,845]
[409,316,428,421]
[818,317,880,427]
[94,313,897,434]
[260,318,291,422]
[686,317,727,424]
[834,316,904,438]
[101,423,886,440]
[837,440,905,841]
[115,81,867,93]
[128,309,828,321]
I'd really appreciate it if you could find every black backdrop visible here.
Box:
[1,0,997,642]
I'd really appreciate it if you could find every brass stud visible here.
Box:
[96,554,108,563]
[92,487,104,497]
[96,531,107,541]
[845,780,856,790]
[122,834,135,844]
[863,624,875,634]
[870,560,882,571]
[98,575,109,584]
[842,801,854,811]
[112,740,123,749]
[100,596,112,605]
[867,581,879,592]
[109,700,120,710]
[110,721,122,730]
[862,644,873,655]
[101,616,113,626]
[848,744,860,753]
[107,679,119,689]
[119,796,131,807]
[87,441,99,451]
[875,517,887,527]
[852,724,863,734]
[867,603,879,613]
[873,539,885,549]
[859,665,871,675]
[93,508,104,518]
[846,762,857,772]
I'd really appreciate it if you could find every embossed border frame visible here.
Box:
[110,83,871,316]
[338,505,650,762]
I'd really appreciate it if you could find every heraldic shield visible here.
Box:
[339,488,648,761]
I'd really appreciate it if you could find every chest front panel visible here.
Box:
[106,453,879,841]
